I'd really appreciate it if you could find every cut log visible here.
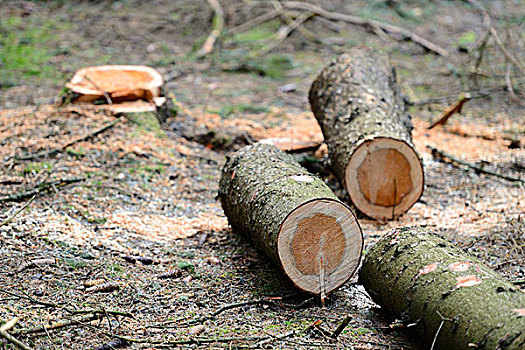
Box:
[65,65,163,104]
[218,143,363,294]
[309,47,424,220]
[359,226,525,350]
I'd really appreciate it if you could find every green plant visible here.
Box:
[22,162,52,175]
[232,20,280,44]
[66,146,86,157]
[0,16,56,86]
[127,112,166,138]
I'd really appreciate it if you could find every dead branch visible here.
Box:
[282,1,450,57]
[428,93,471,129]
[256,11,314,56]
[196,0,224,58]
[270,0,319,43]
[330,314,352,339]
[0,195,35,227]
[0,177,86,203]
[0,290,59,309]
[17,258,56,272]
[13,314,101,336]
[406,79,525,105]
[226,9,284,35]
[0,317,33,350]
[466,0,525,76]
[70,309,133,318]
[16,118,120,161]
[427,145,524,183]
[505,59,519,101]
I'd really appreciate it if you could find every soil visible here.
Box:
[0,1,523,349]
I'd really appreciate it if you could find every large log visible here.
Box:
[359,226,525,350]
[218,143,363,294]
[309,47,424,220]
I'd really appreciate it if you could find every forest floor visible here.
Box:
[0,1,524,349]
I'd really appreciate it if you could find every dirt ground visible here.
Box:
[1,1,524,349]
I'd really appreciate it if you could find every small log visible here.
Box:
[218,143,363,294]
[309,47,424,220]
[359,226,525,350]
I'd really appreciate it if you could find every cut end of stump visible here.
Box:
[277,198,363,294]
[65,65,163,103]
[345,137,424,220]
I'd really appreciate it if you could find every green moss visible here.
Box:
[208,103,270,118]
[456,30,477,47]
[66,146,86,157]
[22,162,52,175]
[0,16,62,86]
[63,258,87,270]
[126,112,166,138]
[232,20,280,43]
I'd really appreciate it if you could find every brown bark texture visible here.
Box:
[308,47,424,219]
[359,226,525,350]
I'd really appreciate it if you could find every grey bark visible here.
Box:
[218,143,340,270]
[308,47,418,186]
[359,226,525,350]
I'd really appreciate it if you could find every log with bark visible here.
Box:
[359,226,525,350]
[218,143,363,295]
[309,47,424,220]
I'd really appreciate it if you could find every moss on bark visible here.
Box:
[359,227,525,350]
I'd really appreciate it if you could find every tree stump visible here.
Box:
[359,226,525,350]
[65,65,163,104]
[309,47,424,220]
[218,143,363,294]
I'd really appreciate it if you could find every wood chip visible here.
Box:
[85,281,120,293]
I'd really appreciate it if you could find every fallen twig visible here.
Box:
[0,290,59,309]
[0,317,33,350]
[270,0,319,43]
[70,309,133,318]
[282,1,450,57]
[226,9,284,35]
[16,118,120,161]
[0,177,86,203]
[427,145,523,183]
[196,0,224,58]
[406,80,525,105]
[256,11,314,56]
[17,258,56,272]
[12,309,131,336]
[428,93,471,129]
[13,314,101,335]
[0,195,35,227]
[330,314,352,339]
[465,0,525,76]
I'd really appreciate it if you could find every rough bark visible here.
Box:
[219,143,363,294]
[309,47,424,220]
[359,226,525,350]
